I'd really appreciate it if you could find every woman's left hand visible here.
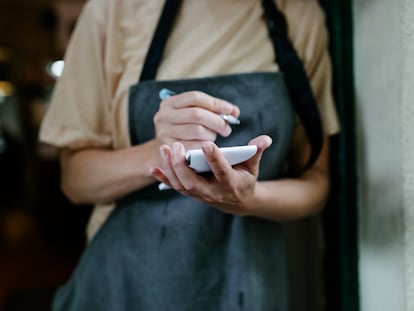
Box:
[150,135,272,216]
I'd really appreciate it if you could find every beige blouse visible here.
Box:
[39,0,340,240]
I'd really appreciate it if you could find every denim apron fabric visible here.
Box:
[52,0,322,310]
[52,72,294,311]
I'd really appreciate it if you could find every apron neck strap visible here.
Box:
[139,0,323,173]
[139,0,182,82]
[139,0,293,82]
[261,0,323,173]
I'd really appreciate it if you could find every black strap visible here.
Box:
[139,0,182,82]
[262,0,323,172]
[139,0,324,172]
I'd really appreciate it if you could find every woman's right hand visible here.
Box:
[153,90,240,151]
[59,92,240,205]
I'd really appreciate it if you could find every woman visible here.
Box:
[40,0,339,310]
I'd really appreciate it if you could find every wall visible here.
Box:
[401,1,414,310]
[354,0,413,310]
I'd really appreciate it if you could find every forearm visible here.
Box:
[60,140,159,205]
[246,168,330,222]
[151,136,332,220]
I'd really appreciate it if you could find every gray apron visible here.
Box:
[52,0,323,310]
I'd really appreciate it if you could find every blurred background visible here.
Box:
[0,1,91,310]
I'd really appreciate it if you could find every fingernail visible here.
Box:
[223,125,232,137]
[203,143,213,155]
[160,147,168,159]
[172,142,181,155]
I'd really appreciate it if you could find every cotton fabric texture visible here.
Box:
[39,0,340,240]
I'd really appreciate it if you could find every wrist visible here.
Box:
[240,181,262,217]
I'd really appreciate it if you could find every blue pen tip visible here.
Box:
[159,88,175,100]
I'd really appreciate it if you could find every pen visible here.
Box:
[159,88,240,125]
[220,114,240,125]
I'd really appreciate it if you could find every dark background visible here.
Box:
[0,1,91,310]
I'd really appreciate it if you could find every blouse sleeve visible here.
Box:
[284,0,340,136]
[39,1,112,150]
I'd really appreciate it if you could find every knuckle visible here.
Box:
[211,98,220,111]
[153,112,161,123]
[189,91,202,102]
[194,125,206,137]
[184,182,196,192]
[190,109,203,122]
[156,128,167,139]
[227,181,238,192]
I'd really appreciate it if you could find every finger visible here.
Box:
[158,124,218,141]
[150,167,172,188]
[159,145,183,190]
[245,135,273,174]
[167,91,239,116]
[169,107,232,137]
[201,141,234,186]
[157,139,221,153]
[155,106,232,138]
[248,135,273,152]
[170,142,204,191]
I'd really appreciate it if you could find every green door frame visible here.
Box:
[318,1,359,311]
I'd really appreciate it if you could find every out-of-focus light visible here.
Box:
[0,81,14,104]
[47,60,65,79]
[0,47,11,62]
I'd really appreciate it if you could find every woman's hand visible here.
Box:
[153,91,240,151]
[150,135,272,216]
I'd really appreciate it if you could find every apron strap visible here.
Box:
[261,0,323,173]
[139,0,323,172]
[139,0,182,82]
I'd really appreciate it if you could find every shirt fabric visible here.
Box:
[39,0,340,240]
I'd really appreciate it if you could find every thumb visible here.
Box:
[244,135,273,174]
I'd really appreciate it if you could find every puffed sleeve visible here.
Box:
[39,1,112,149]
